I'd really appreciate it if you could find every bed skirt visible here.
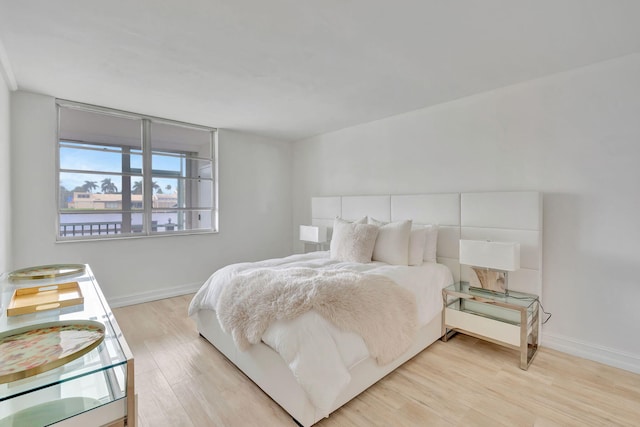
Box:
[195,309,442,426]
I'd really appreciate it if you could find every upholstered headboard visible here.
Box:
[310,191,542,296]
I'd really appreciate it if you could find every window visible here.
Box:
[57,100,217,240]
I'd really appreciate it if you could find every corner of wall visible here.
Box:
[0,73,11,272]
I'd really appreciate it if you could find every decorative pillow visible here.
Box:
[368,218,412,266]
[330,218,379,263]
[408,226,427,266]
[423,224,439,263]
[351,216,367,224]
[327,216,366,245]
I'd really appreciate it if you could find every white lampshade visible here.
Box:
[459,240,520,271]
[299,225,327,243]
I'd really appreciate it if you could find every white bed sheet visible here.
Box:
[188,251,453,416]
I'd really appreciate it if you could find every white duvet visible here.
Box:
[188,251,452,416]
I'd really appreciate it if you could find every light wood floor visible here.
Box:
[113,294,640,426]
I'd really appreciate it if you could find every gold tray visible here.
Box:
[0,320,105,384]
[7,282,84,316]
[8,264,86,281]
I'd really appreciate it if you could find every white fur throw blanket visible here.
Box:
[216,267,418,365]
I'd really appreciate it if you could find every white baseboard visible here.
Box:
[107,281,202,308]
[542,332,640,374]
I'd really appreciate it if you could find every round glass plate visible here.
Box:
[8,264,86,281]
[0,320,105,384]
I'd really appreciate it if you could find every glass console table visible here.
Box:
[0,265,135,426]
[442,282,540,370]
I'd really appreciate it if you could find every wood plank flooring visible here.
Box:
[113,295,640,426]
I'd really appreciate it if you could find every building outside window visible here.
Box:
[57,100,217,240]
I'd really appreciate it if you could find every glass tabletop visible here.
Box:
[444,281,538,309]
[0,266,127,401]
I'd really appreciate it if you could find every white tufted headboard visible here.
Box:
[310,191,542,296]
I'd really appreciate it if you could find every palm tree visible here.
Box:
[82,180,98,193]
[101,178,118,194]
[132,180,143,195]
[132,180,161,195]
[165,184,172,192]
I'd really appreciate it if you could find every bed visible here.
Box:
[188,192,543,426]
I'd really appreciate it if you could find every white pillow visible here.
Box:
[423,224,439,263]
[330,217,379,263]
[368,218,412,266]
[408,226,427,266]
[327,216,366,247]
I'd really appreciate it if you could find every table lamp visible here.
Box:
[299,225,328,251]
[459,239,520,295]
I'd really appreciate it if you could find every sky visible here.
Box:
[59,142,183,194]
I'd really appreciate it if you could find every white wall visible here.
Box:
[0,73,10,273]
[10,91,293,305]
[292,54,640,373]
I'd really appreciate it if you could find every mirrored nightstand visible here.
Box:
[442,281,540,370]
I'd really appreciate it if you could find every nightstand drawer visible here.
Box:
[445,307,520,346]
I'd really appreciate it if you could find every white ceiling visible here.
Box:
[1,0,639,141]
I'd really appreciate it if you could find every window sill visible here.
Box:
[55,230,218,243]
